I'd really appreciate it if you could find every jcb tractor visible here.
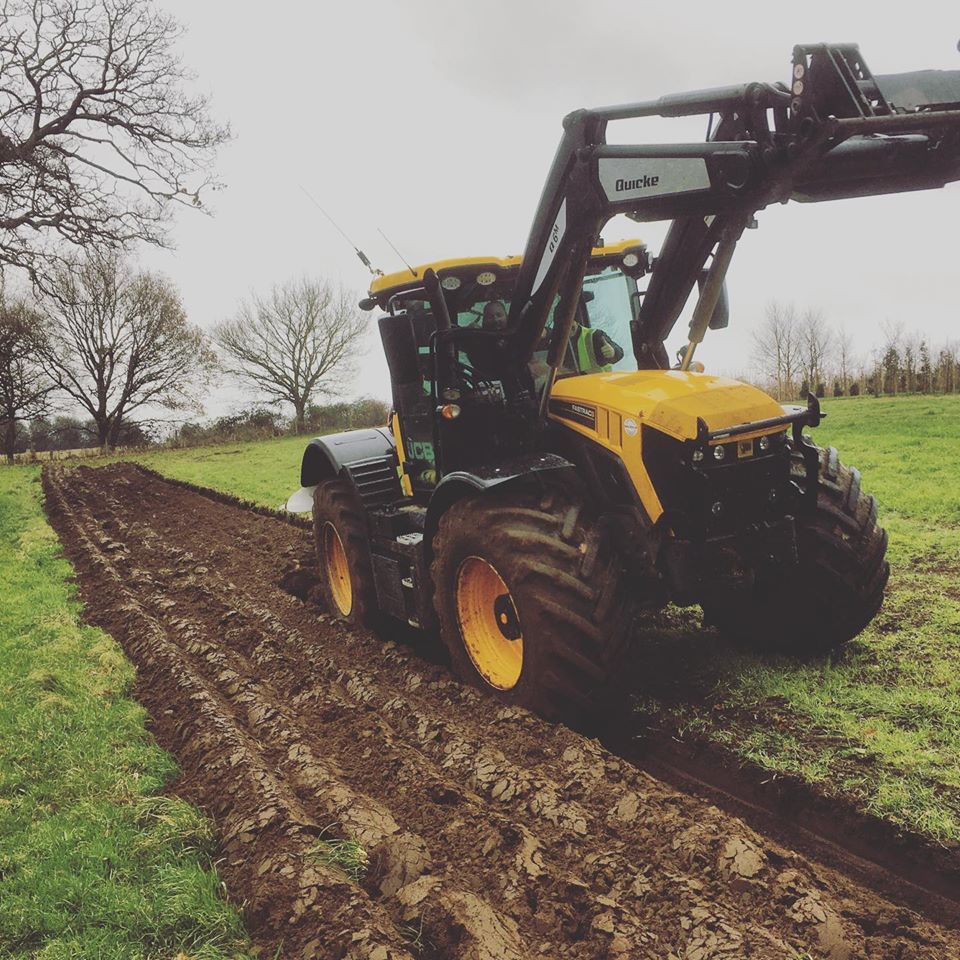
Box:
[289,45,960,717]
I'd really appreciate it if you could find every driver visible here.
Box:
[529,315,624,389]
[481,299,508,331]
[464,299,508,374]
[571,322,623,372]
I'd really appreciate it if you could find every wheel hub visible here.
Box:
[455,556,523,690]
[493,592,521,641]
[321,522,353,617]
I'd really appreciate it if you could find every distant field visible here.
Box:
[0,467,251,959]
[117,394,960,846]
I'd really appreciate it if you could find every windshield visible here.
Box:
[527,266,637,388]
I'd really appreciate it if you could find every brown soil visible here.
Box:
[43,463,960,959]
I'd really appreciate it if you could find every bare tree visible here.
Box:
[214,279,367,434]
[879,320,903,395]
[938,343,958,394]
[40,251,216,449]
[797,308,832,396]
[835,324,856,396]
[0,289,51,460]
[0,0,228,278]
[751,300,799,400]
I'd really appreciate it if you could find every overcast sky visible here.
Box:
[139,0,960,417]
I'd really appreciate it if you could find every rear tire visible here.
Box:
[704,445,889,655]
[313,479,378,627]
[431,484,635,720]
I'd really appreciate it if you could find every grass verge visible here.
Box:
[0,465,252,959]
[128,435,311,509]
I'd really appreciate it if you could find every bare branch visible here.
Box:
[0,0,229,279]
[0,283,53,459]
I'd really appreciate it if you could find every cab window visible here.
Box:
[582,268,636,373]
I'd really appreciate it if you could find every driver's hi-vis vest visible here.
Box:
[572,324,623,373]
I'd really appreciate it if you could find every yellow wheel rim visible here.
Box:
[322,522,353,617]
[456,556,523,691]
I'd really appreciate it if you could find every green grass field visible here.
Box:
[0,467,252,959]
[122,396,960,845]
[128,434,312,510]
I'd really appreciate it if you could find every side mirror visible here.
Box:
[696,271,729,330]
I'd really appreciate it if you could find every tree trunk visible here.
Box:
[294,401,306,435]
[108,419,122,451]
[96,417,112,453]
[3,418,15,463]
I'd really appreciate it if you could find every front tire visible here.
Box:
[312,479,378,627]
[431,484,635,719]
[704,445,889,655]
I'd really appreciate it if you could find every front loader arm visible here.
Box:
[508,44,960,395]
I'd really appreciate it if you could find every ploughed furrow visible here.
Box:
[60,472,746,957]
[100,531,786,957]
[44,464,960,960]
[43,468,419,960]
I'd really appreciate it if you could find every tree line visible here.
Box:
[0,254,373,461]
[11,397,391,460]
[751,301,960,400]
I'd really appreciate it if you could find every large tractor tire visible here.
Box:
[312,479,378,627]
[431,484,635,720]
[704,445,889,655]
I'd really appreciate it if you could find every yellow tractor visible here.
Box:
[289,44,960,717]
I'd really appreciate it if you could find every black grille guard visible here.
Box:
[692,393,824,506]
[694,393,824,444]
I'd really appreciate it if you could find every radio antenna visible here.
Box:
[378,227,418,278]
[298,186,383,277]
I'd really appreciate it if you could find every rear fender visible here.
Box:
[422,452,578,562]
[286,427,398,513]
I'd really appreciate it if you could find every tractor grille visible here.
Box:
[345,455,401,507]
[642,425,793,539]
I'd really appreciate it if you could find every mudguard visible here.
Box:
[286,427,398,513]
[422,452,577,557]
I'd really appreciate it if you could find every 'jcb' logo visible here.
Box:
[406,440,435,463]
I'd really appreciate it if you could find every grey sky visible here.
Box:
[139,0,960,415]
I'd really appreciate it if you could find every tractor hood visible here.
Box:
[549,370,784,441]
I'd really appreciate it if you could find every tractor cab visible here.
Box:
[362,241,649,498]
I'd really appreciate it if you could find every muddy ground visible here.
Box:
[44,463,960,959]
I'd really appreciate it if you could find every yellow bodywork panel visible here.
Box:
[369,239,646,300]
[371,254,523,295]
[390,413,413,497]
[549,371,785,523]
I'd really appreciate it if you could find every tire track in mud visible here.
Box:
[44,464,960,960]
[132,465,960,919]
